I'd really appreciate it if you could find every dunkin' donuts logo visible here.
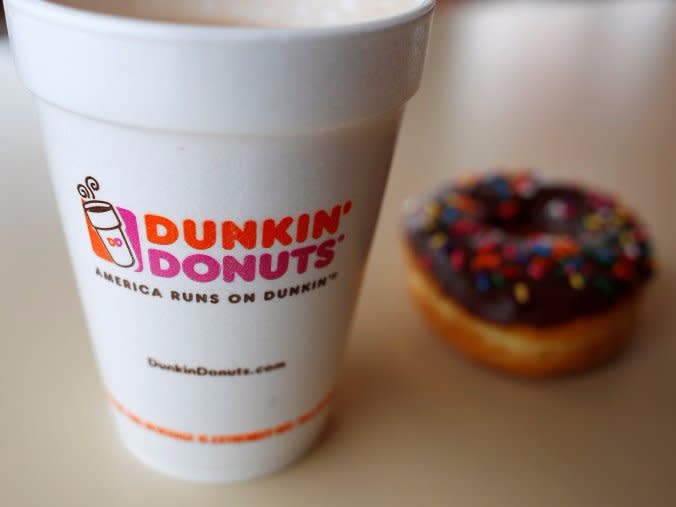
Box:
[77,176,348,284]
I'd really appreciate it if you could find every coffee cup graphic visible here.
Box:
[78,176,135,268]
[84,200,135,268]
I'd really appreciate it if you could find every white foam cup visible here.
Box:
[6,0,434,482]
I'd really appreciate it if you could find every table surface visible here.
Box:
[1,2,675,506]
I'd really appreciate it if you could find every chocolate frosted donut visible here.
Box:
[403,172,654,377]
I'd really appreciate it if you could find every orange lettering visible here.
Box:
[222,220,257,250]
[296,213,310,243]
[245,430,273,442]
[298,411,314,424]
[145,214,179,245]
[312,205,341,239]
[274,422,295,434]
[106,389,332,446]
[184,219,216,250]
[262,217,294,248]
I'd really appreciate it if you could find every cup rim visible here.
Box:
[83,199,114,211]
[6,0,436,40]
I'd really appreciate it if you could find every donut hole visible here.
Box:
[497,222,547,237]
[487,204,550,238]
[488,189,585,238]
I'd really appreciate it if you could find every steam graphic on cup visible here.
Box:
[78,176,135,268]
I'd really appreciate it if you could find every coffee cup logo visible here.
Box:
[78,176,136,268]
[77,176,347,282]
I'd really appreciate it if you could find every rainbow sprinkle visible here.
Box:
[514,282,530,304]
[407,171,654,317]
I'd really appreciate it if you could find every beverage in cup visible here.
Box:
[5,0,435,482]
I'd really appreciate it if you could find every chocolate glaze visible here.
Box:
[404,173,654,327]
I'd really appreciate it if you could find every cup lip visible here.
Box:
[83,199,114,211]
[6,0,435,40]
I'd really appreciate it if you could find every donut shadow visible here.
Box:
[338,262,674,423]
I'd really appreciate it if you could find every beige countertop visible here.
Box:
[1,2,675,505]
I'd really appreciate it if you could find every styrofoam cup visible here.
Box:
[6,0,434,482]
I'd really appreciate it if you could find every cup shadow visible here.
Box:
[331,257,675,449]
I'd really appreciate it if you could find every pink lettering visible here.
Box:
[259,252,290,281]
[148,249,180,278]
[182,254,220,283]
[291,246,318,274]
[223,255,256,283]
[315,239,336,269]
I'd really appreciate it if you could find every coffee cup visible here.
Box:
[6,0,434,482]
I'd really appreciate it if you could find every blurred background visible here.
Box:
[395,0,675,215]
[1,1,675,505]
[381,0,676,303]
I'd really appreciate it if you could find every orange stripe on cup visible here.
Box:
[106,389,336,445]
